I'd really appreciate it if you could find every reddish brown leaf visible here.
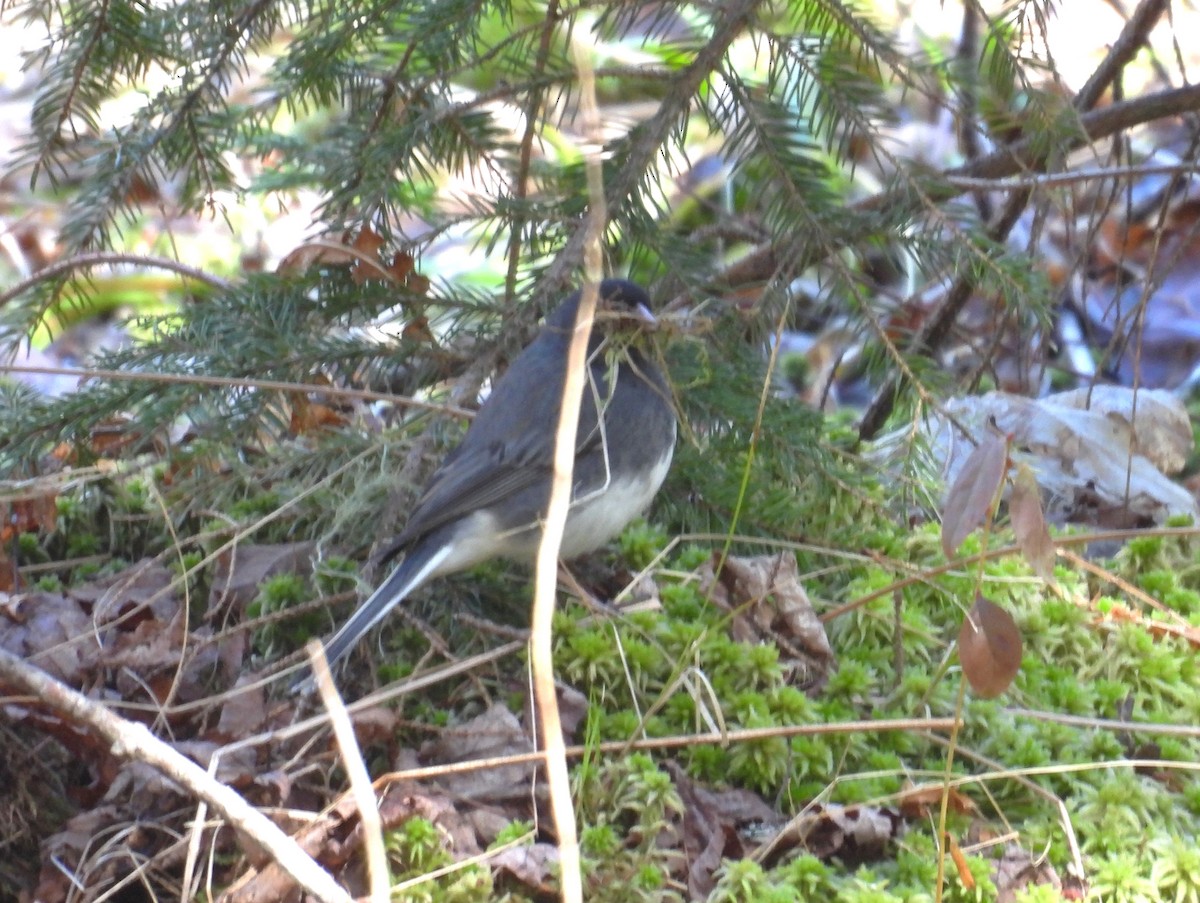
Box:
[2,493,58,540]
[348,227,393,285]
[407,271,431,295]
[1010,463,1056,581]
[402,315,435,344]
[942,432,1008,558]
[959,593,1022,698]
[948,834,975,889]
[0,552,15,592]
[89,416,142,455]
[351,226,386,256]
[385,250,415,282]
[896,782,978,818]
[288,394,348,435]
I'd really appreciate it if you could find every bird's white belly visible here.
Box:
[434,439,675,570]
[559,442,674,557]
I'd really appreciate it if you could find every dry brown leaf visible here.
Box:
[406,271,432,295]
[69,558,178,624]
[0,492,58,543]
[402,315,435,344]
[383,250,416,283]
[491,844,559,894]
[669,762,778,898]
[947,833,975,889]
[10,590,98,681]
[276,236,360,274]
[1010,463,1056,582]
[941,432,1008,558]
[351,226,386,256]
[34,806,123,902]
[207,542,316,617]
[215,678,267,741]
[702,552,835,692]
[288,393,348,435]
[993,841,1062,902]
[0,553,15,593]
[420,704,535,804]
[348,705,398,747]
[905,389,1198,527]
[758,802,903,866]
[896,781,978,818]
[959,593,1022,698]
[521,681,590,740]
[88,416,142,456]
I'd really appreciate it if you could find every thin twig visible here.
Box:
[311,641,388,902]
[503,0,561,303]
[0,251,232,309]
[0,648,351,903]
[944,160,1200,191]
[371,717,960,784]
[0,363,475,419]
[541,0,762,296]
[527,27,609,902]
[858,0,1173,440]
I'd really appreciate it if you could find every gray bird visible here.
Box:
[316,279,676,673]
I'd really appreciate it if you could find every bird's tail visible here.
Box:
[292,542,452,691]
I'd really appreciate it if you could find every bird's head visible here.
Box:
[547,279,660,335]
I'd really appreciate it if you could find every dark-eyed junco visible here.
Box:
[315,279,676,674]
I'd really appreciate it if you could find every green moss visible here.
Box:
[313,554,359,595]
[1151,835,1200,903]
[246,572,324,652]
[618,519,670,569]
[385,816,494,901]
[547,504,1200,896]
[228,491,283,521]
[1089,851,1157,902]
[1014,884,1068,903]
[709,860,771,902]
[660,581,706,619]
[490,821,533,848]
[580,824,620,857]
[17,532,47,563]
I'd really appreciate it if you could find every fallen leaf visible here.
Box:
[947,833,975,888]
[757,802,903,866]
[942,432,1008,558]
[1010,463,1056,582]
[419,704,536,804]
[959,593,1022,698]
[491,843,559,894]
[701,552,836,692]
[207,542,316,617]
[669,762,779,898]
[993,840,1062,902]
[897,781,978,818]
[891,388,1198,529]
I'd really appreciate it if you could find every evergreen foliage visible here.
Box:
[3,0,1018,542]
[5,1,1194,895]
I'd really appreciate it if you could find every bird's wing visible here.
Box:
[384,336,621,554]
